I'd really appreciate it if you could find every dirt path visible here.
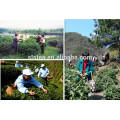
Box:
[90,62,116,100]
[98,62,114,71]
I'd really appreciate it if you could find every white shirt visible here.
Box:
[38,68,49,78]
[17,35,21,40]
[23,35,28,40]
[41,38,45,44]
[14,75,43,93]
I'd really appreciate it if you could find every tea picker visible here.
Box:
[35,66,39,74]
[38,64,51,86]
[25,64,29,69]
[15,61,23,67]
[6,69,48,96]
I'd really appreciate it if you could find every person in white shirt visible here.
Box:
[15,61,23,67]
[23,32,28,41]
[17,31,21,40]
[38,64,49,86]
[14,69,47,95]
[16,31,21,45]
[40,35,45,54]
[35,66,39,74]
[69,59,72,66]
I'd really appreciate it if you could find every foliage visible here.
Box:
[65,32,106,57]
[1,61,63,100]
[94,60,102,67]
[47,37,63,54]
[18,38,40,56]
[0,36,62,58]
[103,86,120,100]
[109,50,119,62]
[110,64,118,69]
[65,67,90,100]
[20,28,63,35]
[0,41,12,55]
[1,65,22,86]
[95,68,118,92]
[0,36,13,55]
[92,19,120,50]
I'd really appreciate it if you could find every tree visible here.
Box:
[91,19,120,51]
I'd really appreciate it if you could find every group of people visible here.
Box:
[100,53,110,66]
[14,62,49,95]
[36,33,45,54]
[91,55,98,66]
[12,31,45,54]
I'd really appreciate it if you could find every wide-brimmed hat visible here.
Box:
[41,64,45,68]
[22,69,34,76]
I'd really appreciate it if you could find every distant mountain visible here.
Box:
[0,28,9,33]
[65,32,107,57]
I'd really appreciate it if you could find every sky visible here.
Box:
[0,20,63,29]
[65,19,95,38]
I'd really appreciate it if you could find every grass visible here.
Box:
[0,45,61,59]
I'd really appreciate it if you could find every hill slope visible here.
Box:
[65,32,107,57]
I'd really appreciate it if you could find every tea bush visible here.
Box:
[0,41,12,55]
[18,39,40,56]
[103,86,120,100]
[2,84,63,100]
[95,68,118,92]
[110,64,118,69]
[65,68,89,100]
[1,65,22,86]
[0,36,13,55]
[1,61,63,100]
[0,36,13,43]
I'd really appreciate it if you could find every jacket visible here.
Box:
[12,37,20,47]
[76,59,94,80]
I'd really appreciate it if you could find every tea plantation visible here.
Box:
[65,62,120,100]
[1,61,63,100]
[0,36,63,59]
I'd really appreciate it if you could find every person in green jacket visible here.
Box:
[76,51,94,81]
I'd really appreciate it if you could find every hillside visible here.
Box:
[65,32,107,57]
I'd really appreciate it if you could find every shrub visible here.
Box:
[0,36,13,55]
[1,65,22,86]
[110,64,118,69]
[0,41,12,55]
[95,68,118,92]
[103,86,120,100]
[18,39,40,56]
[0,36,13,43]
[65,69,89,100]
[94,60,102,67]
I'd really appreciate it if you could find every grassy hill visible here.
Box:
[65,32,107,57]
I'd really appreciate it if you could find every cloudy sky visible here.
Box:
[0,20,63,29]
